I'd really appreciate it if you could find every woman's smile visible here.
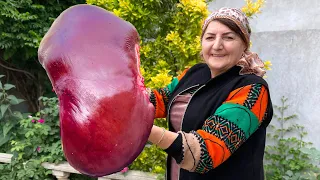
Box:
[211,54,226,57]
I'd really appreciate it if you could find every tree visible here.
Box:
[0,0,85,112]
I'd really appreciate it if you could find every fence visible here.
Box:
[0,153,158,180]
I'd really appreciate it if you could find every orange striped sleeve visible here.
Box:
[251,86,268,122]
[152,90,167,118]
[197,130,231,168]
[225,85,251,105]
[149,68,190,118]
[177,68,189,80]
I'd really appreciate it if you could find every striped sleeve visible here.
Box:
[174,83,269,173]
[149,69,188,118]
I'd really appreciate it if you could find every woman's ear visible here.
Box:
[199,51,205,62]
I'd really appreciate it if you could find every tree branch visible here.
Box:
[0,59,35,79]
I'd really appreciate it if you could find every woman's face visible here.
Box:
[201,20,246,77]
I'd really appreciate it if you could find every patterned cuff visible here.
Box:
[178,131,201,172]
[192,131,214,174]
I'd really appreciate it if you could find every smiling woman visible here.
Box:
[147,7,273,180]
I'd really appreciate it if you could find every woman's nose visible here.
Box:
[212,38,223,50]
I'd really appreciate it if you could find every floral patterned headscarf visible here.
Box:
[202,7,266,77]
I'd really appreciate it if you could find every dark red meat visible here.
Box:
[38,4,154,177]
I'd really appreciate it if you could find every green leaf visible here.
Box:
[12,111,23,119]
[3,49,16,60]
[4,84,15,90]
[0,81,2,89]
[286,170,293,176]
[3,123,14,137]
[0,134,10,147]
[0,104,10,117]
[7,95,24,105]
[0,75,4,79]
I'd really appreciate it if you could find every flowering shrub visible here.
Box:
[0,96,96,180]
[0,96,63,179]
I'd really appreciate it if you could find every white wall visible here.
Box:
[208,0,320,149]
[209,0,320,32]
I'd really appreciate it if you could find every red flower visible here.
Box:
[36,146,41,152]
[120,167,129,173]
[38,119,45,124]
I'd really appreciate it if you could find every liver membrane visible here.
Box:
[38,4,154,177]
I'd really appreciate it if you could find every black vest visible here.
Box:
[166,63,273,180]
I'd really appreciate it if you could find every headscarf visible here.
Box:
[202,7,266,77]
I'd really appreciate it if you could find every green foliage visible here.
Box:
[0,94,99,179]
[0,96,63,179]
[0,75,24,152]
[264,96,320,180]
[0,0,85,113]
[129,143,167,173]
[0,0,85,53]
[0,0,84,73]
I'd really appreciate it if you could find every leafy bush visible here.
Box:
[0,95,98,179]
[264,96,320,180]
[0,96,63,179]
[0,75,25,152]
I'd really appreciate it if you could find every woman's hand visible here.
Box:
[148,125,178,149]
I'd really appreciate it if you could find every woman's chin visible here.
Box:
[207,63,226,72]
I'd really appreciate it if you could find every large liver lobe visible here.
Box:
[38,4,154,177]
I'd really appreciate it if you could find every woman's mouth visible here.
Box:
[212,54,226,57]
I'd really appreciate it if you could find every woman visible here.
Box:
[148,7,273,180]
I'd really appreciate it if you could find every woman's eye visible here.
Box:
[206,36,214,40]
[225,36,234,40]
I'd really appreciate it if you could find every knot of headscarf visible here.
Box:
[237,51,266,77]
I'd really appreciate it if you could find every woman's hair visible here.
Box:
[212,18,249,47]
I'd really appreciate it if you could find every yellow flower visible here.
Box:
[140,67,146,77]
[242,0,265,18]
[150,70,172,88]
[264,60,272,70]
[165,31,180,42]
[140,44,151,57]
[165,31,183,46]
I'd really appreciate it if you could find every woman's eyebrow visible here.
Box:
[205,32,235,36]
[222,32,236,36]
[205,32,216,36]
